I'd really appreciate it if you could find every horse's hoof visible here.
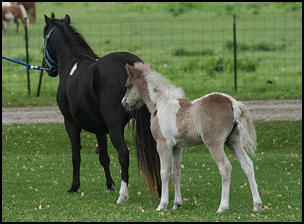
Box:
[67,185,80,193]
[116,195,128,204]
[106,183,116,192]
[106,187,116,193]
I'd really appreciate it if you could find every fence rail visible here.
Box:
[2,14,302,105]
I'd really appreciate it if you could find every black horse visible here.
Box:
[43,13,161,203]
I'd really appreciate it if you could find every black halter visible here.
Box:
[44,26,57,71]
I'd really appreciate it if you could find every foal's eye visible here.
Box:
[125,83,133,90]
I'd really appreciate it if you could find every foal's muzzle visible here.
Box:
[121,98,131,111]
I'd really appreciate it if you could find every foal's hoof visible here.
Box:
[172,203,182,210]
[216,206,229,213]
[156,203,167,211]
[253,202,262,212]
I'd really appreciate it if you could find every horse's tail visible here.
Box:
[18,4,29,28]
[132,105,161,199]
[232,99,257,156]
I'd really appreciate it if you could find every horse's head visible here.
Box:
[42,13,70,77]
[121,63,152,111]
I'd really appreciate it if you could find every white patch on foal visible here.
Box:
[145,69,184,146]
[70,62,78,76]
[116,180,129,204]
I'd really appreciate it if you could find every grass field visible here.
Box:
[2,121,302,221]
[2,2,302,107]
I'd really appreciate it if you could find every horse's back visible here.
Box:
[93,52,143,105]
[59,52,143,133]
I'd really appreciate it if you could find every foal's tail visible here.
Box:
[232,100,257,156]
[132,105,161,199]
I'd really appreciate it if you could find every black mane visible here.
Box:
[52,19,98,61]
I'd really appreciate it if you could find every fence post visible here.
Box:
[24,17,31,95]
[233,14,237,91]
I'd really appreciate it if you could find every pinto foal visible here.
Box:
[121,62,262,213]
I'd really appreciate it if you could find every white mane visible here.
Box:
[135,63,185,104]
[133,62,185,145]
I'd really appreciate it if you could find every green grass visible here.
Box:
[2,121,302,221]
[2,2,302,107]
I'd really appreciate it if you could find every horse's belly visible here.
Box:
[67,107,108,134]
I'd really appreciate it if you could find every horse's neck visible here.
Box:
[55,40,75,76]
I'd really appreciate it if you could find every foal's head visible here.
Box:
[121,62,152,111]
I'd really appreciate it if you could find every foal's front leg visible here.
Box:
[156,140,173,211]
[172,147,183,210]
[64,119,82,192]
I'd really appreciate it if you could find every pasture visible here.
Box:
[2,2,302,107]
[2,2,302,222]
[2,121,302,221]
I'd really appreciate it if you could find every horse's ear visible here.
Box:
[44,15,51,25]
[148,63,153,70]
[51,12,55,19]
[64,15,71,25]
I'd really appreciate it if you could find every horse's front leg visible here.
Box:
[156,140,173,211]
[64,119,82,192]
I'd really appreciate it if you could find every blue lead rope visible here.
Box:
[2,56,51,71]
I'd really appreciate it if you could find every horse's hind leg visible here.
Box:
[204,139,232,213]
[108,127,129,204]
[226,130,262,211]
[64,119,82,192]
[96,133,115,192]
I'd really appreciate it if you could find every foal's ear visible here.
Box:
[64,15,71,25]
[125,64,134,77]
[148,63,153,70]
[51,12,55,19]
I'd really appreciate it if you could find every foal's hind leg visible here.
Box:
[96,133,115,192]
[204,140,232,213]
[64,119,82,192]
[226,130,262,211]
